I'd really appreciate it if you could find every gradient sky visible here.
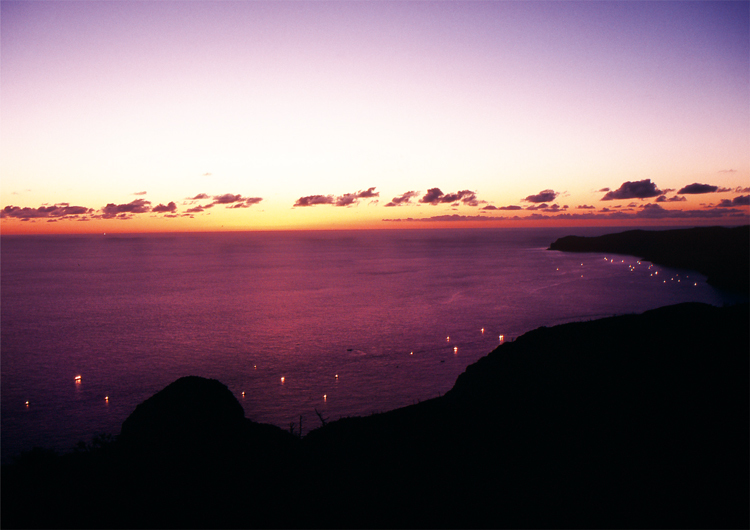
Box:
[1,0,748,233]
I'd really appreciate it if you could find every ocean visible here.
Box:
[1,227,738,462]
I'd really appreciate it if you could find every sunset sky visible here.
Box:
[1,0,748,234]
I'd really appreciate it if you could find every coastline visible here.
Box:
[549,225,750,293]
[3,226,748,528]
[3,301,747,528]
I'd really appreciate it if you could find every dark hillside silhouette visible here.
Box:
[3,226,749,528]
[3,302,747,528]
[549,225,749,292]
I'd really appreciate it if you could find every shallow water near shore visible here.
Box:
[1,226,739,462]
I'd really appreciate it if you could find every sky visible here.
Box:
[1,0,748,234]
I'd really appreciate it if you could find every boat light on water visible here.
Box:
[280,376,285,383]
[454,346,458,353]
[74,375,82,383]
[499,334,504,342]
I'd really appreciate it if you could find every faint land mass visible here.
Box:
[548,225,749,292]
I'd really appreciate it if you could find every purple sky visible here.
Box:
[1,1,748,232]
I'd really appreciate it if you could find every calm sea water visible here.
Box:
[1,227,739,462]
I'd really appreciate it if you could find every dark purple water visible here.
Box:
[1,227,737,462]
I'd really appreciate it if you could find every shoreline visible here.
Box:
[3,301,747,528]
[549,225,749,293]
[3,225,748,527]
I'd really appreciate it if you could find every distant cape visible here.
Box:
[549,225,749,292]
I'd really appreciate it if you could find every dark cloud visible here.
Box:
[420,188,445,205]
[382,204,749,223]
[656,195,687,203]
[212,194,244,204]
[736,186,750,193]
[716,187,733,193]
[335,194,358,207]
[133,191,147,196]
[385,190,420,207]
[601,179,662,200]
[419,188,478,206]
[239,197,263,207]
[523,189,558,203]
[101,199,152,218]
[356,187,379,198]
[383,214,503,223]
[152,202,178,213]
[208,194,263,208]
[598,187,610,193]
[498,205,523,210]
[188,193,210,200]
[717,195,750,207]
[294,195,336,207]
[577,205,595,209]
[186,206,206,213]
[677,183,718,194]
[1,204,93,219]
[294,188,379,208]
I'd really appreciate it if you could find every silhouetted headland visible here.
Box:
[3,302,747,528]
[549,225,749,293]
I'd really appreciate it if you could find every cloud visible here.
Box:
[186,206,206,213]
[419,188,479,206]
[188,193,210,200]
[152,202,178,213]
[211,194,244,204]
[294,188,379,208]
[101,199,152,218]
[335,194,359,207]
[208,194,263,208]
[601,179,662,200]
[1,204,93,220]
[736,186,750,193]
[383,204,749,223]
[522,189,558,203]
[383,214,504,222]
[294,195,336,207]
[597,187,610,193]
[656,195,687,203]
[677,183,719,194]
[202,172,212,176]
[133,191,147,196]
[356,187,379,198]
[717,195,750,207]
[384,190,420,207]
[719,169,737,173]
[577,205,595,209]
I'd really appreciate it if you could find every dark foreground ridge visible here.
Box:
[549,225,750,292]
[3,302,748,529]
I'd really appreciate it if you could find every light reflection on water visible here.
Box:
[1,227,740,461]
